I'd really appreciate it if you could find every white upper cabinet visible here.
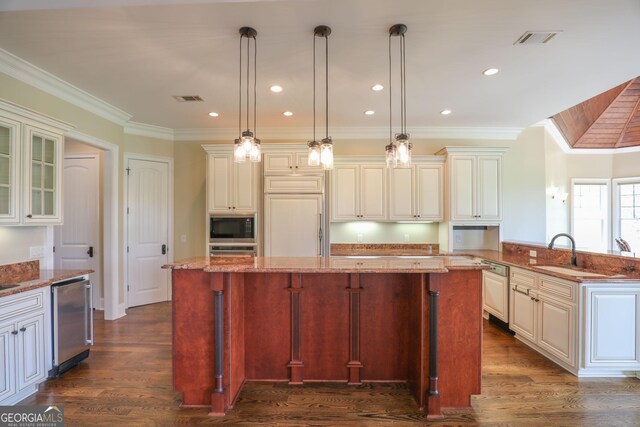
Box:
[205,151,257,213]
[388,160,443,221]
[0,100,72,226]
[263,150,324,175]
[331,163,386,221]
[438,147,505,223]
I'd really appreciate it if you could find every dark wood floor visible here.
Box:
[23,302,640,426]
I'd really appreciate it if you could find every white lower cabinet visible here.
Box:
[509,266,640,377]
[482,270,509,322]
[583,287,640,371]
[0,287,49,405]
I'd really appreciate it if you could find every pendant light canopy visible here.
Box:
[234,26,261,163]
[385,24,412,168]
[308,25,333,170]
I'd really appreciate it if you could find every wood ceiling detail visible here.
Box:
[551,77,640,149]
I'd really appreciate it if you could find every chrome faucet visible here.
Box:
[548,233,578,267]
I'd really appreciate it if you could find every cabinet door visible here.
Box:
[294,152,324,174]
[476,155,502,221]
[23,125,63,224]
[415,163,443,221]
[207,154,232,212]
[16,313,45,392]
[510,287,537,342]
[483,271,508,322]
[0,322,16,402]
[233,161,256,212]
[360,165,387,220]
[585,289,640,368]
[263,152,294,174]
[538,295,575,367]
[264,194,322,256]
[450,156,476,221]
[388,167,414,220]
[331,165,359,221]
[0,115,21,224]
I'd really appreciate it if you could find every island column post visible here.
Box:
[210,272,226,416]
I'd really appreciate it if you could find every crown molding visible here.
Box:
[124,121,174,141]
[174,126,523,142]
[0,48,132,126]
[537,119,640,154]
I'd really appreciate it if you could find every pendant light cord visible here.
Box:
[389,33,392,143]
[238,35,242,138]
[325,33,329,139]
[313,33,316,142]
[246,36,250,131]
[253,35,257,137]
[401,33,407,134]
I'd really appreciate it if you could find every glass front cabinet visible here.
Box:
[0,101,71,225]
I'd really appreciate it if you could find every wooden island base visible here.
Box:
[171,265,483,420]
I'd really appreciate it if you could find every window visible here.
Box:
[613,178,640,253]
[571,179,610,252]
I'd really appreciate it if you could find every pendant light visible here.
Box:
[308,25,333,170]
[234,27,261,163]
[385,24,412,168]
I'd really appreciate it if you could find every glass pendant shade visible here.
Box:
[395,134,412,168]
[308,141,320,167]
[385,143,397,168]
[234,139,247,163]
[241,130,254,152]
[249,139,261,162]
[320,138,333,170]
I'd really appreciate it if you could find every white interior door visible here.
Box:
[54,154,101,308]
[264,194,323,257]
[127,158,170,308]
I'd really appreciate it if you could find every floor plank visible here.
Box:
[21,302,640,426]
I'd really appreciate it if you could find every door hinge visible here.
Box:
[127,284,130,291]
[52,246,55,253]
[127,246,130,253]
[126,167,131,176]
[127,207,129,214]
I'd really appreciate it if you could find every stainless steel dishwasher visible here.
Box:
[49,277,93,377]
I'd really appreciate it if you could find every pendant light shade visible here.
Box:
[386,24,412,168]
[235,27,261,163]
[308,25,333,170]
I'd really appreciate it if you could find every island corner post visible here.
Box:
[170,264,483,420]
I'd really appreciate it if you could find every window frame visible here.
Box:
[612,176,640,252]
[570,178,611,252]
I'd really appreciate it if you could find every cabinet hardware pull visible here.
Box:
[11,330,18,335]
[19,327,26,332]
[26,214,33,218]
[512,287,530,296]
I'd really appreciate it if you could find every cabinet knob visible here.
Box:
[289,166,293,169]
[26,214,33,218]
[20,327,26,332]
[11,330,18,335]
[228,207,231,210]
[232,207,236,209]
[295,166,299,169]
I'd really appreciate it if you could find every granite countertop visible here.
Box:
[0,269,94,297]
[458,249,640,283]
[163,255,489,273]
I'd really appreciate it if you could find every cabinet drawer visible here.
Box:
[510,268,536,288]
[0,288,46,322]
[539,276,576,303]
[264,176,323,193]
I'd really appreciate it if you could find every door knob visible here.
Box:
[162,244,167,255]
[87,246,94,258]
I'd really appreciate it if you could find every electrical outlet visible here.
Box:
[403,234,410,243]
[29,246,45,259]
[529,250,537,258]
[357,233,363,243]
[180,234,187,243]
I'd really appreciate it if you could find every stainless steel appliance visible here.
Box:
[49,278,93,377]
[210,245,257,256]
[210,214,256,243]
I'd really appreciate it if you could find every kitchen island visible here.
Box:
[164,256,489,419]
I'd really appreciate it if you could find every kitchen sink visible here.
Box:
[533,265,612,278]
[0,284,19,290]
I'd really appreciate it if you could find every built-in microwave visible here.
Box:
[210,214,256,243]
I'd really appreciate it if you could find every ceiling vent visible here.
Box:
[514,31,561,45]
[173,95,204,102]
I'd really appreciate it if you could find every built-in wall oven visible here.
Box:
[209,214,257,256]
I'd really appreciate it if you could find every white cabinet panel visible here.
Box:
[451,156,475,221]
[16,314,45,392]
[206,153,256,213]
[233,160,256,211]
[360,165,386,219]
[510,288,537,342]
[264,194,323,257]
[476,156,501,221]
[331,165,359,221]
[0,323,16,402]
[208,154,232,212]
[585,290,640,368]
[483,271,508,322]
[538,296,574,366]
[263,152,294,174]
[0,114,21,224]
[388,167,413,220]
[416,164,443,220]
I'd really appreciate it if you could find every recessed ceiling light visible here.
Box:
[364,110,375,115]
[371,84,384,91]
[283,111,293,117]
[270,85,283,93]
[440,109,452,115]
[208,112,219,117]
[483,68,499,76]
